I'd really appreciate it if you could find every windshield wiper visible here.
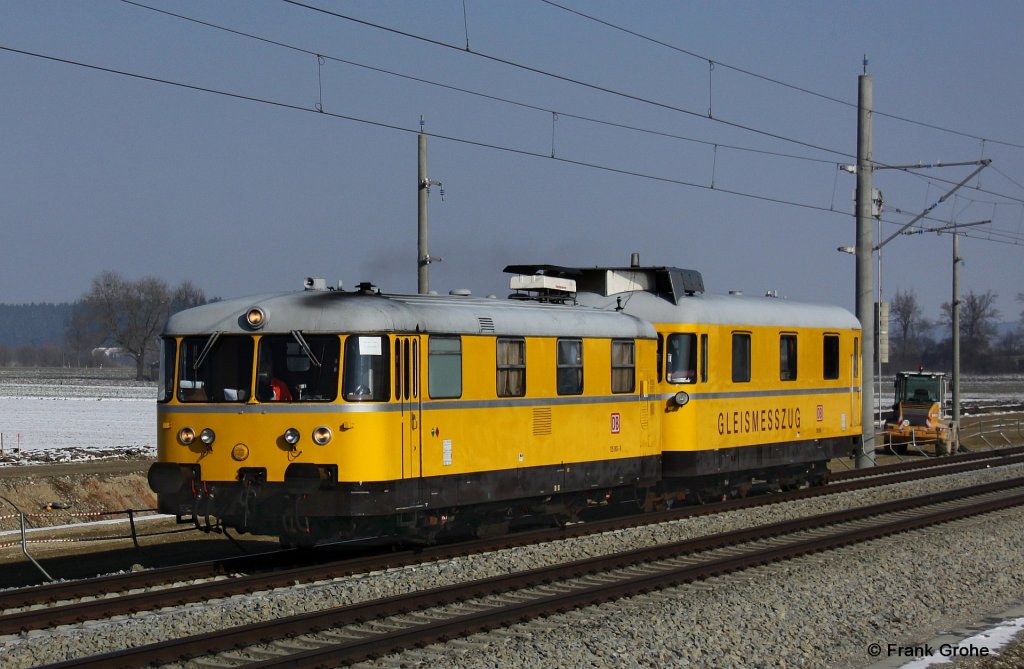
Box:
[291,330,321,367]
[193,331,222,370]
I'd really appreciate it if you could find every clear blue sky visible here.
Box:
[2,1,1022,327]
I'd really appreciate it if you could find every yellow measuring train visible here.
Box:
[149,259,862,545]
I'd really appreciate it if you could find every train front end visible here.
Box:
[148,289,410,546]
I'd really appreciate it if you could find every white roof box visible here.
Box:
[510,274,577,293]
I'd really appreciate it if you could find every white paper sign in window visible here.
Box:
[359,336,383,356]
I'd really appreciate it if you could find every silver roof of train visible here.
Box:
[574,290,860,329]
[163,287,657,339]
[508,263,860,330]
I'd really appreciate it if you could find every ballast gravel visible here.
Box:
[2,464,1024,669]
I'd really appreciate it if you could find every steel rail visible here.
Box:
[35,477,1024,669]
[5,449,1024,634]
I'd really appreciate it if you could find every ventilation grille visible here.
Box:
[477,316,495,334]
[533,407,552,436]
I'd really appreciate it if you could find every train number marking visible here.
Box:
[610,413,621,434]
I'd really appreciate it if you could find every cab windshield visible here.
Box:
[256,335,340,402]
[174,334,340,403]
[901,376,941,403]
[177,335,254,403]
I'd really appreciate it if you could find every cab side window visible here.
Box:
[666,333,697,384]
[343,335,390,402]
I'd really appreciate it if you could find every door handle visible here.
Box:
[411,414,418,430]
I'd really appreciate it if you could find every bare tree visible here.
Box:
[891,290,929,347]
[81,271,206,380]
[890,289,931,369]
[941,289,1000,347]
[64,301,105,367]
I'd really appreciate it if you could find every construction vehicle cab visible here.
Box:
[882,370,955,455]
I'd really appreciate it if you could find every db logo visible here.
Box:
[610,413,621,434]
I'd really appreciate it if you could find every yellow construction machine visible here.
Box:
[881,370,956,455]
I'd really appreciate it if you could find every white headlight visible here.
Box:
[284,428,301,446]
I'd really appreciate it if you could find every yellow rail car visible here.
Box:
[150,282,660,544]
[521,261,862,501]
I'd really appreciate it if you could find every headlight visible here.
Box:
[312,426,332,445]
[199,428,216,445]
[178,427,196,445]
[231,443,249,461]
[673,391,690,407]
[284,428,301,446]
[245,307,265,329]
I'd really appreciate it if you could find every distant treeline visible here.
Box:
[1,285,1022,376]
[0,303,74,347]
[1,271,206,377]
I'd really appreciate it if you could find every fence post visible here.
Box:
[127,509,140,548]
[20,512,54,582]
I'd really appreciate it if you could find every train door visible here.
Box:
[394,336,422,479]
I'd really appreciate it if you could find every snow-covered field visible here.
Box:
[0,369,155,465]
[0,369,1020,466]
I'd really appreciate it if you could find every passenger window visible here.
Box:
[611,340,635,393]
[732,332,751,383]
[556,338,583,395]
[428,336,462,399]
[823,334,840,380]
[343,335,390,402]
[497,338,526,397]
[780,334,797,381]
[666,333,697,384]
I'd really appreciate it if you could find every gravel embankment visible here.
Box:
[3,464,1024,668]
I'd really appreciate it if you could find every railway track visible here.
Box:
[35,476,1024,669]
[3,445,1024,637]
